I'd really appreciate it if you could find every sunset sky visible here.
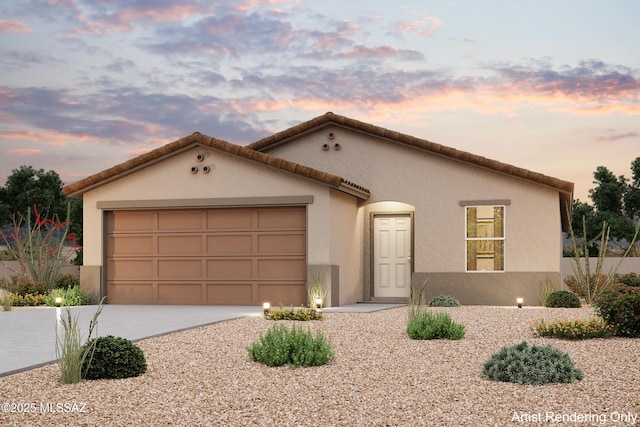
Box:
[1,0,638,202]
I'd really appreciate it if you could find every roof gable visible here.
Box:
[248,112,574,231]
[63,132,370,200]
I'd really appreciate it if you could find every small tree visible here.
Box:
[0,204,79,290]
[567,206,640,304]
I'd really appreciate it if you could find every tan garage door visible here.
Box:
[105,207,307,305]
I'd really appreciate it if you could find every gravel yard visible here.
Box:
[1,305,639,426]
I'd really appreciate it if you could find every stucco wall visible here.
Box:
[329,189,363,305]
[264,125,563,275]
[81,145,337,270]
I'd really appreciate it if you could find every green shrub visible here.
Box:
[264,306,322,321]
[44,286,91,307]
[427,295,461,307]
[615,273,640,287]
[593,283,640,337]
[55,274,80,290]
[0,249,15,261]
[81,335,147,380]
[247,324,334,368]
[483,341,584,385]
[2,275,47,296]
[545,291,581,308]
[406,311,465,340]
[10,293,46,306]
[533,317,612,339]
[2,293,12,311]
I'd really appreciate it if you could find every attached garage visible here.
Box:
[105,206,307,305]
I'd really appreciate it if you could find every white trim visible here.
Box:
[464,205,506,272]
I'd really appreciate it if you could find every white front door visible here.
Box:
[373,215,412,298]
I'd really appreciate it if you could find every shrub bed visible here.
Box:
[427,295,461,307]
[593,283,640,337]
[406,311,465,340]
[81,335,147,380]
[533,317,612,339]
[44,286,91,306]
[264,306,322,321]
[545,290,581,308]
[483,341,584,385]
[247,324,334,367]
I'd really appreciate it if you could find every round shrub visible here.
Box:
[81,335,147,380]
[593,283,640,337]
[483,341,583,385]
[545,290,581,308]
[427,295,461,307]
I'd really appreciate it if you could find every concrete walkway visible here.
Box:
[0,303,404,377]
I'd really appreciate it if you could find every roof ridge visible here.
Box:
[63,132,369,200]
[247,112,574,195]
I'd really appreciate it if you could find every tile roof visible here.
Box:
[248,112,575,230]
[63,132,370,200]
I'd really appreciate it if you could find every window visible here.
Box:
[466,206,504,271]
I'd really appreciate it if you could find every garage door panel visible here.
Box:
[258,233,305,254]
[207,235,253,254]
[258,283,307,305]
[107,259,154,279]
[158,260,202,279]
[207,283,253,305]
[108,282,154,304]
[107,235,154,255]
[158,211,203,230]
[207,209,253,229]
[158,235,202,255]
[107,211,155,231]
[206,259,253,279]
[258,208,305,229]
[258,258,306,279]
[158,283,202,303]
[106,206,307,305]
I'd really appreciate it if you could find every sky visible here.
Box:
[1,0,638,203]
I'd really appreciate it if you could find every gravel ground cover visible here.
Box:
[1,305,639,426]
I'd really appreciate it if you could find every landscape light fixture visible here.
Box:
[516,297,523,309]
[262,302,271,316]
[55,297,62,308]
[315,298,323,313]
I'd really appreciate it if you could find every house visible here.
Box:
[64,112,574,306]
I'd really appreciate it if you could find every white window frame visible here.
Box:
[465,205,506,272]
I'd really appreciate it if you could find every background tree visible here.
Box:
[0,166,68,224]
[571,157,640,256]
[0,165,83,262]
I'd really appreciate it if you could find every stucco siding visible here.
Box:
[82,146,334,268]
[264,125,562,274]
[329,189,363,305]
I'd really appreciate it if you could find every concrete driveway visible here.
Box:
[0,303,404,377]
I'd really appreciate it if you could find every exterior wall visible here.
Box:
[264,126,565,303]
[413,272,560,306]
[329,189,363,305]
[265,125,562,274]
[80,145,339,302]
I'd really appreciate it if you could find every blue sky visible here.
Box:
[1,0,638,202]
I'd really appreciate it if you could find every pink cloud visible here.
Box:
[0,20,32,33]
[396,15,443,37]
[72,3,210,35]
[8,148,41,154]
